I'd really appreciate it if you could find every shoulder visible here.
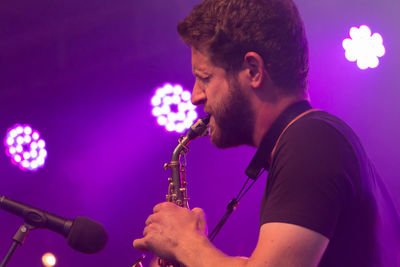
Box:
[283,111,353,142]
[262,111,358,238]
[270,111,361,187]
[274,111,359,163]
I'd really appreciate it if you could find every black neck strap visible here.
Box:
[245,100,312,179]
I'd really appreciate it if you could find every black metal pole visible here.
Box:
[0,224,33,267]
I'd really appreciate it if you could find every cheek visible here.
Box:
[210,81,228,103]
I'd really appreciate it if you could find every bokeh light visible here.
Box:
[342,25,385,70]
[151,83,197,133]
[4,124,48,171]
[42,252,56,267]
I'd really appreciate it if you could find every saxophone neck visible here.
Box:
[172,115,210,160]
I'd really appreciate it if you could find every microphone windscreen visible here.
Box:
[67,216,108,254]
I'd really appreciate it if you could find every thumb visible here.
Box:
[192,207,208,236]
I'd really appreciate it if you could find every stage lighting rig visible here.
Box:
[4,124,48,171]
[151,83,198,134]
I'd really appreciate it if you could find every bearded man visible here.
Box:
[133,0,400,266]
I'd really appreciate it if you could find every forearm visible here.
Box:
[176,235,248,267]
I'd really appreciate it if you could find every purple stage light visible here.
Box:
[342,25,385,70]
[151,83,198,133]
[4,124,48,171]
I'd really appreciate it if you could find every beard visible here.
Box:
[209,77,255,148]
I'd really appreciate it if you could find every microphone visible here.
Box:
[0,196,107,254]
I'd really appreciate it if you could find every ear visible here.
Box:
[243,52,268,89]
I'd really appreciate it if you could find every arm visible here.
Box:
[248,222,328,267]
[133,202,328,267]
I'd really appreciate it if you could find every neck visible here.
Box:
[252,94,308,147]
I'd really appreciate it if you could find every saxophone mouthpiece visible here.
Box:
[201,115,211,125]
[186,115,211,141]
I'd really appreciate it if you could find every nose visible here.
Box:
[191,81,206,106]
[192,81,207,106]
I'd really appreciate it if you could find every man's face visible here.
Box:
[191,48,254,148]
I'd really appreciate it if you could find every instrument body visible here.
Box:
[159,116,210,267]
[165,135,190,208]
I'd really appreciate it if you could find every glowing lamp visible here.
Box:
[42,252,56,267]
[342,25,385,70]
[4,124,48,171]
[151,83,198,133]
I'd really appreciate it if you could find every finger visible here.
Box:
[143,225,149,237]
[153,202,166,213]
[153,202,176,213]
[191,207,205,217]
[145,216,151,226]
[192,207,207,222]
[143,222,161,237]
[145,214,157,226]
[192,207,208,235]
[133,238,149,251]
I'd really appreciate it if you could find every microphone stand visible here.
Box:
[0,223,35,267]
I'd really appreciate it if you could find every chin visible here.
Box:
[210,129,243,149]
[209,129,225,148]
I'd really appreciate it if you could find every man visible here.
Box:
[133,0,400,266]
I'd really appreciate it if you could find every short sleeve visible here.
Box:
[260,117,357,239]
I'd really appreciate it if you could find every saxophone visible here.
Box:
[159,115,210,267]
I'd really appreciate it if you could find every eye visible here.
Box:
[197,76,210,83]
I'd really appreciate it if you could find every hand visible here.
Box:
[133,202,208,262]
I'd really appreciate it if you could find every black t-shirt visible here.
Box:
[258,111,400,266]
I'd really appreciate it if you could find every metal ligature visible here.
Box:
[159,115,210,267]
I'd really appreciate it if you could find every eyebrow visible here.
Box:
[192,67,210,76]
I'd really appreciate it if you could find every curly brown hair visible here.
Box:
[178,0,309,95]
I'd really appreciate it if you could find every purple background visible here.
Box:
[0,0,399,266]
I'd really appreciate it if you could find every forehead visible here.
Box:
[190,47,214,73]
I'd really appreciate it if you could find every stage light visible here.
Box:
[42,252,56,267]
[342,25,385,70]
[3,124,48,171]
[151,83,198,133]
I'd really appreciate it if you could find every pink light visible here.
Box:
[343,25,385,70]
[24,126,32,135]
[16,126,23,134]
[32,131,40,140]
[151,83,198,134]
[23,152,31,160]
[30,142,38,149]
[181,91,191,101]
[6,137,14,146]
[30,150,38,158]
[14,155,22,163]
[151,96,162,106]
[24,135,32,144]
[4,124,48,171]
[16,136,24,144]
[9,130,17,138]
[157,116,168,126]
[38,140,46,149]
[9,147,16,155]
